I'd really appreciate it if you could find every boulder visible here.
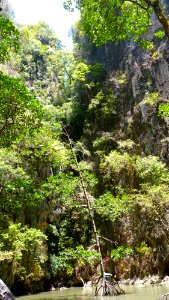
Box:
[0,279,15,300]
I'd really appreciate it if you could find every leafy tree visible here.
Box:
[0,14,58,290]
[0,148,36,221]
[136,155,169,186]
[100,151,136,193]
[95,192,132,221]
[49,246,100,284]
[12,22,62,105]
[0,16,19,62]
[111,246,133,261]
[0,223,47,289]
[100,151,169,193]
[64,0,168,44]
[0,71,43,146]
[3,0,169,289]
[62,62,106,140]
[28,22,62,48]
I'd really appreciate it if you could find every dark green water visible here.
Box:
[17,284,169,300]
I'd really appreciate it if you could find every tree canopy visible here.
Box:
[0,16,19,62]
[64,0,169,44]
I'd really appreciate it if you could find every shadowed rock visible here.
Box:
[0,280,15,300]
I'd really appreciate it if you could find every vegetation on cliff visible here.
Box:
[64,0,169,46]
[1,0,169,295]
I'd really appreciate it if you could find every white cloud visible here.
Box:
[9,0,80,50]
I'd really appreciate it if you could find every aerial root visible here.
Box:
[158,293,169,300]
[95,275,125,296]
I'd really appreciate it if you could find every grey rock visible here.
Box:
[0,279,15,300]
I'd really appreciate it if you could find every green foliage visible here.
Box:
[0,16,19,62]
[62,61,106,140]
[111,246,133,261]
[150,51,163,61]
[27,22,62,48]
[138,40,154,50]
[0,148,38,219]
[117,139,136,153]
[80,170,98,192]
[67,0,152,45]
[154,30,165,39]
[65,0,169,48]
[0,71,43,146]
[2,0,169,286]
[142,92,160,106]
[129,184,169,212]
[135,241,152,255]
[72,62,90,83]
[0,223,47,286]
[49,246,100,277]
[40,173,79,220]
[63,0,79,11]
[13,22,63,105]
[95,192,132,221]
[100,151,169,194]
[159,100,169,117]
[136,155,169,186]
[100,151,135,192]
[73,141,91,159]
[62,101,86,140]
[88,90,116,117]
[110,71,127,86]
[17,127,69,171]
[86,89,117,133]
[93,132,116,152]
[101,151,134,174]
[49,252,74,276]
[89,64,106,83]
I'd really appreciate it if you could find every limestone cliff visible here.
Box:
[71,15,169,279]
[78,34,169,161]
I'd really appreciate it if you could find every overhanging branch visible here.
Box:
[125,0,149,11]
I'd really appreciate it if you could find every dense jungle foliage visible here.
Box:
[1,0,169,296]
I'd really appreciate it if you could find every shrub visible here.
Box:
[111,246,133,261]
[136,155,169,186]
[0,223,47,287]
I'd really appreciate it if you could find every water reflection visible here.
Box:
[17,284,169,300]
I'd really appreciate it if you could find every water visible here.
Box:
[17,284,169,300]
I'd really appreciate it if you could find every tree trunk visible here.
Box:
[145,0,169,37]
[63,126,125,296]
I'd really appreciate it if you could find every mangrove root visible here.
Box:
[158,293,169,300]
[95,275,125,296]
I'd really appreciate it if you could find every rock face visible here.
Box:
[81,32,169,161]
[72,5,169,280]
[118,40,169,161]
[0,280,15,300]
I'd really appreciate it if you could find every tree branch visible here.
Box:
[144,0,169,37]
[98,235,118,245]
[125,0,149,11]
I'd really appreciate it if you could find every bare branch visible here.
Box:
[98,235,118,245]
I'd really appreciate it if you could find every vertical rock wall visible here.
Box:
[83,36,169,161]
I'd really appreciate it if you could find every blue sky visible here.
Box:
[9,0,80,51]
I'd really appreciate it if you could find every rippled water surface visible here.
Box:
[17,284,169,300]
